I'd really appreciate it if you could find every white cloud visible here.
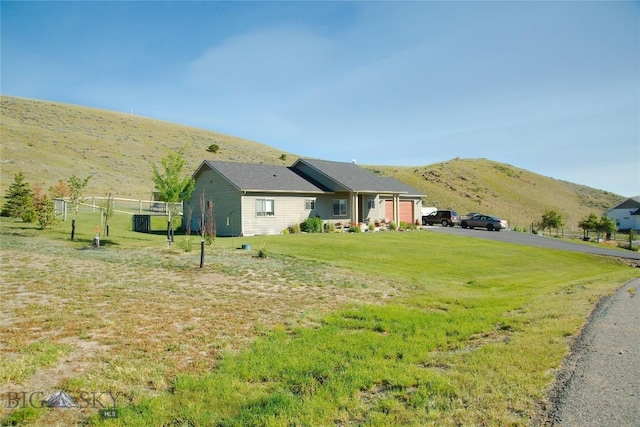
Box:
[185,26,337,95]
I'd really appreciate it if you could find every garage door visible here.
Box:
[400,200,414,224]
[384,200,394,222]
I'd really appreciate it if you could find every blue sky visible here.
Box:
[2,1,638,196]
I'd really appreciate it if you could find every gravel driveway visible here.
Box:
[424,226,640,260]
[543,278,640,426]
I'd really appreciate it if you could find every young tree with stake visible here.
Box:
[151,149,196,243]
[67,175,90,240]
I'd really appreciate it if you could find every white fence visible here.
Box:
[54,197,183,221]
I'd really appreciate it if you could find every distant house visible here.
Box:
[184,158,424,236]
[604,196,640,231]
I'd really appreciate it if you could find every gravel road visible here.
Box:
[543,278,640,426]
[424,226,640,261]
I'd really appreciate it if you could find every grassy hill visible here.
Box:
[1,95,624,228]
[367,161,623,229]
[0,96,294,199]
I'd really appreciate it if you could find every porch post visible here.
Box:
[394,194,399,224]
[352,192,358,225]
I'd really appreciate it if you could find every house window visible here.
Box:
[305,199,315,210]
[367,199,376,209]
[256,199,275,216]
[333,199,347,216]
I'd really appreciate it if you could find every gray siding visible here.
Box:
[184,168,242,237]
[314,193,352,221]
[241,192,317,235]
[362,195,385,222]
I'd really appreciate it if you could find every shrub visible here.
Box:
[389,221,397,231]
[300,217,323,233]
[348,224,361,233]
[400,221,416,231]
[288,223,300,234]
[324,222,336,233]
[206,144,219,153]
[178,237,193,252]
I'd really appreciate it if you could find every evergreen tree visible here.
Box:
[1,172,35,222]
[36,194,57,229]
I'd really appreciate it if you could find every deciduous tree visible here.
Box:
[152,149,195,203]
[68,175,91,217]
[578,213,599,239]
[49,180,71,199]
[595,215,616,240]
[538,209,564,236]
[100,192,115,236]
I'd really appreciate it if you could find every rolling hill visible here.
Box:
[0,95,624,228]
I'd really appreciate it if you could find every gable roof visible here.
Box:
[292,158,423,196]
[196,160,326,193]
[193,158,424,197]
[608,196,640,211]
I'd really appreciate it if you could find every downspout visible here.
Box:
[241,190,246,237]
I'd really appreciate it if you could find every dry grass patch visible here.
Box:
[0,232,395,425]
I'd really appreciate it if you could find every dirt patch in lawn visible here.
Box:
[0,243,397,424]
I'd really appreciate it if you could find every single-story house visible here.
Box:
[184,158,425,236]
[604,196,640,231]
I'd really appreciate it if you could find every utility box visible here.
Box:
[133,215,151,233]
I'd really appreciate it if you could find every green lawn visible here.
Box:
[1,216,637,426]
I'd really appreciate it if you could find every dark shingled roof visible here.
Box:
[200,161,326,193]
[294,158,423,196]
[609,196,640,210]
[194,158,424,196]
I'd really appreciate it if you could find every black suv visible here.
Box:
[421,210,460,227]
